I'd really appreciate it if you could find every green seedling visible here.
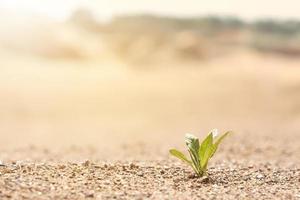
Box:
[170,129,231,177]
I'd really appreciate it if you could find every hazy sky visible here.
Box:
[1,0,300,21]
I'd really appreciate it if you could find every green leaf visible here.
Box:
[199,133,214,169]
[169,149,192,166]
[211,131,231,157]
[169,130,231,177]
[185,134,200,169]
[185,134,200,152]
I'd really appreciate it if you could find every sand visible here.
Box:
[0,127,300,200]
[1,48,300,199]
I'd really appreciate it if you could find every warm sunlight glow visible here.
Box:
[1,0,300,21]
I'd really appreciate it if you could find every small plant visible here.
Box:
[169,129,231,177]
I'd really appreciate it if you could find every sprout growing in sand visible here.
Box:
[169,129,231,177]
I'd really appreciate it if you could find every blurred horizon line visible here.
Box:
[2,0,300,23]
[2,8,300,25]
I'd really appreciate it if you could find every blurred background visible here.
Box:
[0,0,300,158]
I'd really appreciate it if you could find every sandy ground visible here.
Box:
[0,50,300,199]
[0,135,299,200]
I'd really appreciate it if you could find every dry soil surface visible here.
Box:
[0,160,299,200]
[1,49,300,199]
[0,132,300,200]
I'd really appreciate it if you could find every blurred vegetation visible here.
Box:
[5,9,300,64]
[105,14,300,36]
[99,15,300,62]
